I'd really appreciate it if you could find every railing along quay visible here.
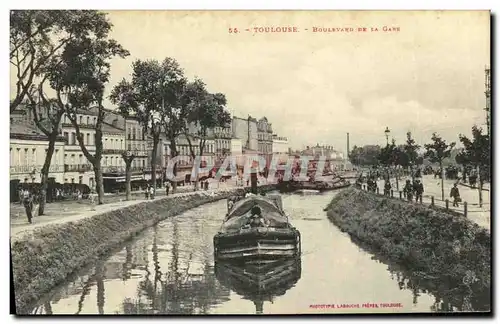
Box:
[359,183,489,218]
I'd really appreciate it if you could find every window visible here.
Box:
[87,133,90,145]
[93,117,97,125]
[71,154,75,164]
[142,160,145,167]
[128,128,131,140]
[121,139,123,149]
[64,132,69,144]
[87,116,90,125]
[79,116,82,124]
[71,132,76,145]
[104,157,108,165]
[110,157,113,165]
[79,154,83,164]
[128,144,131,150]
[79,176,83,184]
[32,148,36,165]
[24,148,28,166]
[133,128,136,140]
[71,178,75,183]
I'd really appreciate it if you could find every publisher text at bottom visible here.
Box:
[309,303,403,309]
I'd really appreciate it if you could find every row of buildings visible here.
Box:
[10,104,294,190]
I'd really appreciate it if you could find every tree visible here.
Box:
[182,79,231,190]
[378,139,403,190]
[109,80,137,201]
[46,20,129,204]
[18,10,122,213]
[110,58,187,193]
[24,81,64,215]
[424,133,456,201]
[459,126,490,207]
[349,145,381,167]
[403,132,421,181]
[10,10,110,112]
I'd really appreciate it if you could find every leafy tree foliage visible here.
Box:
[424,133,455,201]
[349,145,381,166]
[459,126,490,206]
[10,10,111,112]
[181,79,231,189]
[14,10,126,210]
[43,13,129,204]
[110,57,187,191]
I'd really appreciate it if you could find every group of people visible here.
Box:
[402,179,425,203]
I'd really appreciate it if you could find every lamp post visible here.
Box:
[384,127,390,146]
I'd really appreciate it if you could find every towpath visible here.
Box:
[376,175,490,230]
[10,178,252,241]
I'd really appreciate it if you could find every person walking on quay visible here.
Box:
[450,183,461,207]
[384,180,392,196]
[413,179,424,203]
[165,181,170,196]
[149,185,155,199]
[145,185,150,199]
[404,180,413,201]
[22,189,33,224]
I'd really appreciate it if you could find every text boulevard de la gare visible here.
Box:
[228,26,401,34]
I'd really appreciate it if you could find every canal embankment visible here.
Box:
[11,184,276,313]
[325,187,490,310]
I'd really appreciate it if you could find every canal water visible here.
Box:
[28,191,482,314]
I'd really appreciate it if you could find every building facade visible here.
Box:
[257,117,273,155]
[10,122,66,184]
[232,116,258,151]
[272,134,289,154]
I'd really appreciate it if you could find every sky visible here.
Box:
[11,10,491,153]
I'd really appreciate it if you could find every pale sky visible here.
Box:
[12,10,491,153]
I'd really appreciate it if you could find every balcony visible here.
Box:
[64,164,93,173]
[103,149,126,155]
[129,150,148,157]
[61,122,96,129]
[10,164,65,174]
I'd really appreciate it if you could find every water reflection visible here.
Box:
[25,192,486,314]
[214,258,302,314]
[349,235,490,312]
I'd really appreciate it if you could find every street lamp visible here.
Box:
[384,127,391,146]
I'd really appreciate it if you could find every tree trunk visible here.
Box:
[440,162,445,201]
[38,134,57,215]
[151,136,159,190]
[94,163,105,205]
[43,302,53,315]
[125,161,132,201]
[95,263,105,315]
[192,155,199,192]
[477,164,483,208]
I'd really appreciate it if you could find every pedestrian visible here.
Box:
[404,180,413,201]
[414,179,424,203]
[22,189,33,224]
[145,185,150,199]
[165,181,170,196]
[450,183,461,207]
[384,180,392,196]
[149,185,155,199]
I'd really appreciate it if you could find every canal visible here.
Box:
[28,191,478,314]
